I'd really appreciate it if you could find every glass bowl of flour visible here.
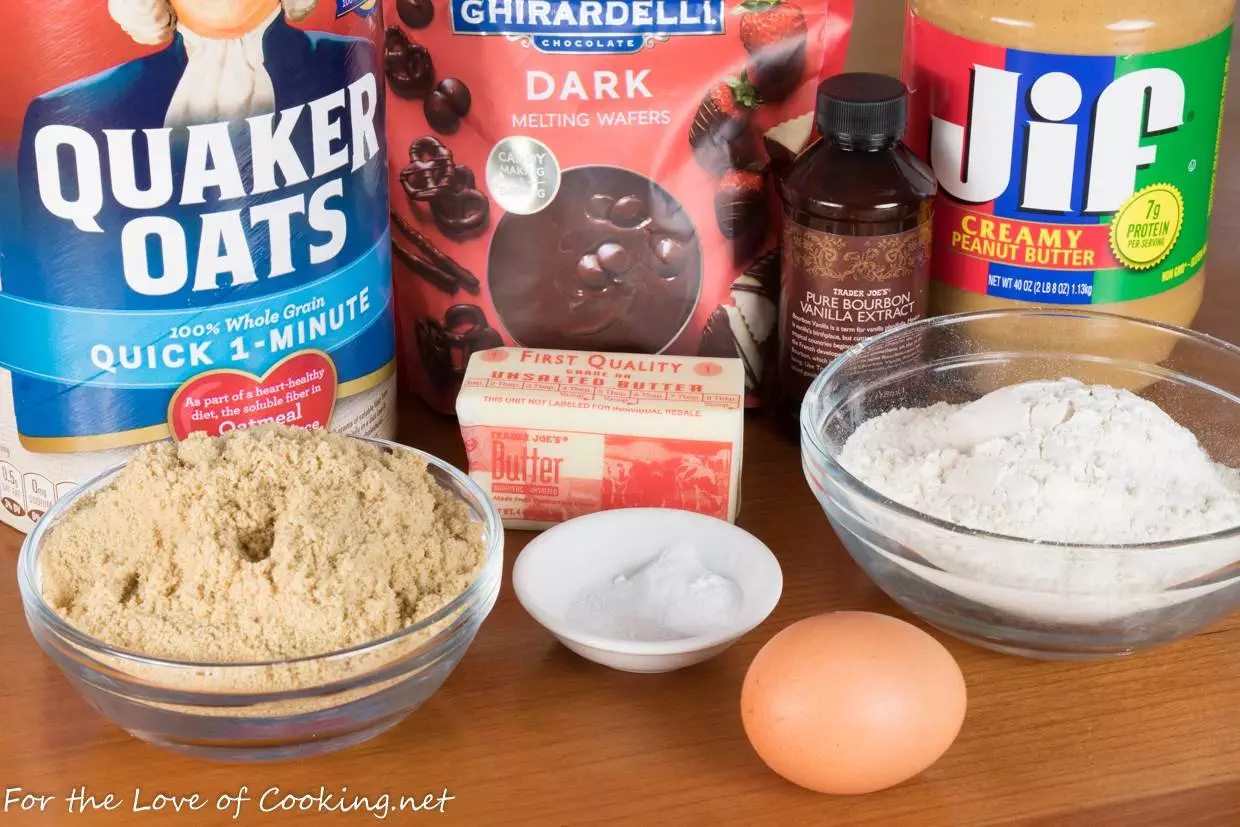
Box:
[801,309,1240,660]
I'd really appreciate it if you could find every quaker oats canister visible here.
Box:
[0,0,397,533]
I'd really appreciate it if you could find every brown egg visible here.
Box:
[741,612,967,795]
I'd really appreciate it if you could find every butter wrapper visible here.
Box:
[456,348,745,531]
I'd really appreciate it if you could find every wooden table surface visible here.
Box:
[6,54,1240,827]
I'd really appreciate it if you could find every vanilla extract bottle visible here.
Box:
[778,73,936,419]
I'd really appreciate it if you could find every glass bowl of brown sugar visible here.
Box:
[17,434,504,762]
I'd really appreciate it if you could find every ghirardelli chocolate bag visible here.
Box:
[385,0,855,411]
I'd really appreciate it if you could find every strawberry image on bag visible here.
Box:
[384,0,855,412]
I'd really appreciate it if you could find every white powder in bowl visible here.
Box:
[830,378,1240,624]
[565,541,743,641]
[839,378,1240,545]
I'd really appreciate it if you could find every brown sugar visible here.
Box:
[39,427,486,663]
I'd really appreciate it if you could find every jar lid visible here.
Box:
[816,73,909,145]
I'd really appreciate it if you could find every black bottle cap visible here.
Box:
[816,73,909,146]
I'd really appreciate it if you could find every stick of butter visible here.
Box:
[456,348,746,530]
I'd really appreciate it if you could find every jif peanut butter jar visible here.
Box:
[905,0,1235,334]
[777,74,936,421]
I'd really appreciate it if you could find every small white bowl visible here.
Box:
[513,508,784,674]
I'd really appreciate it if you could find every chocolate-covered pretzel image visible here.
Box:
[401,137,457,202]
[444,304,503,373]
[431,175,490,239]
[384,27,435,99]
[415,305,504,391]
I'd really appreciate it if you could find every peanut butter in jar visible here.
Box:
[904,0,1235,364]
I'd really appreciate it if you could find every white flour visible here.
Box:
[566,541,743,641]
[840,379,1240,545]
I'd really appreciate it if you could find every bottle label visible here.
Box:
[779,221,931,391]
[905,17,1231,304]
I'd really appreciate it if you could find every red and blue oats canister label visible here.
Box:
[0,1,395,531]
[904,15,1231,305]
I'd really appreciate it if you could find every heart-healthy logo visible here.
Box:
[167,351,338,441]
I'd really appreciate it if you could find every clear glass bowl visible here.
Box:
[17,438,503,761]
[801,310,1240,660]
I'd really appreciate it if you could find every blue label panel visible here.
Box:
[986,262,1097,305]
[338,0,379,15]
[993,50,1119,225]
[0,235,391,389]
[532,35,647,53]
